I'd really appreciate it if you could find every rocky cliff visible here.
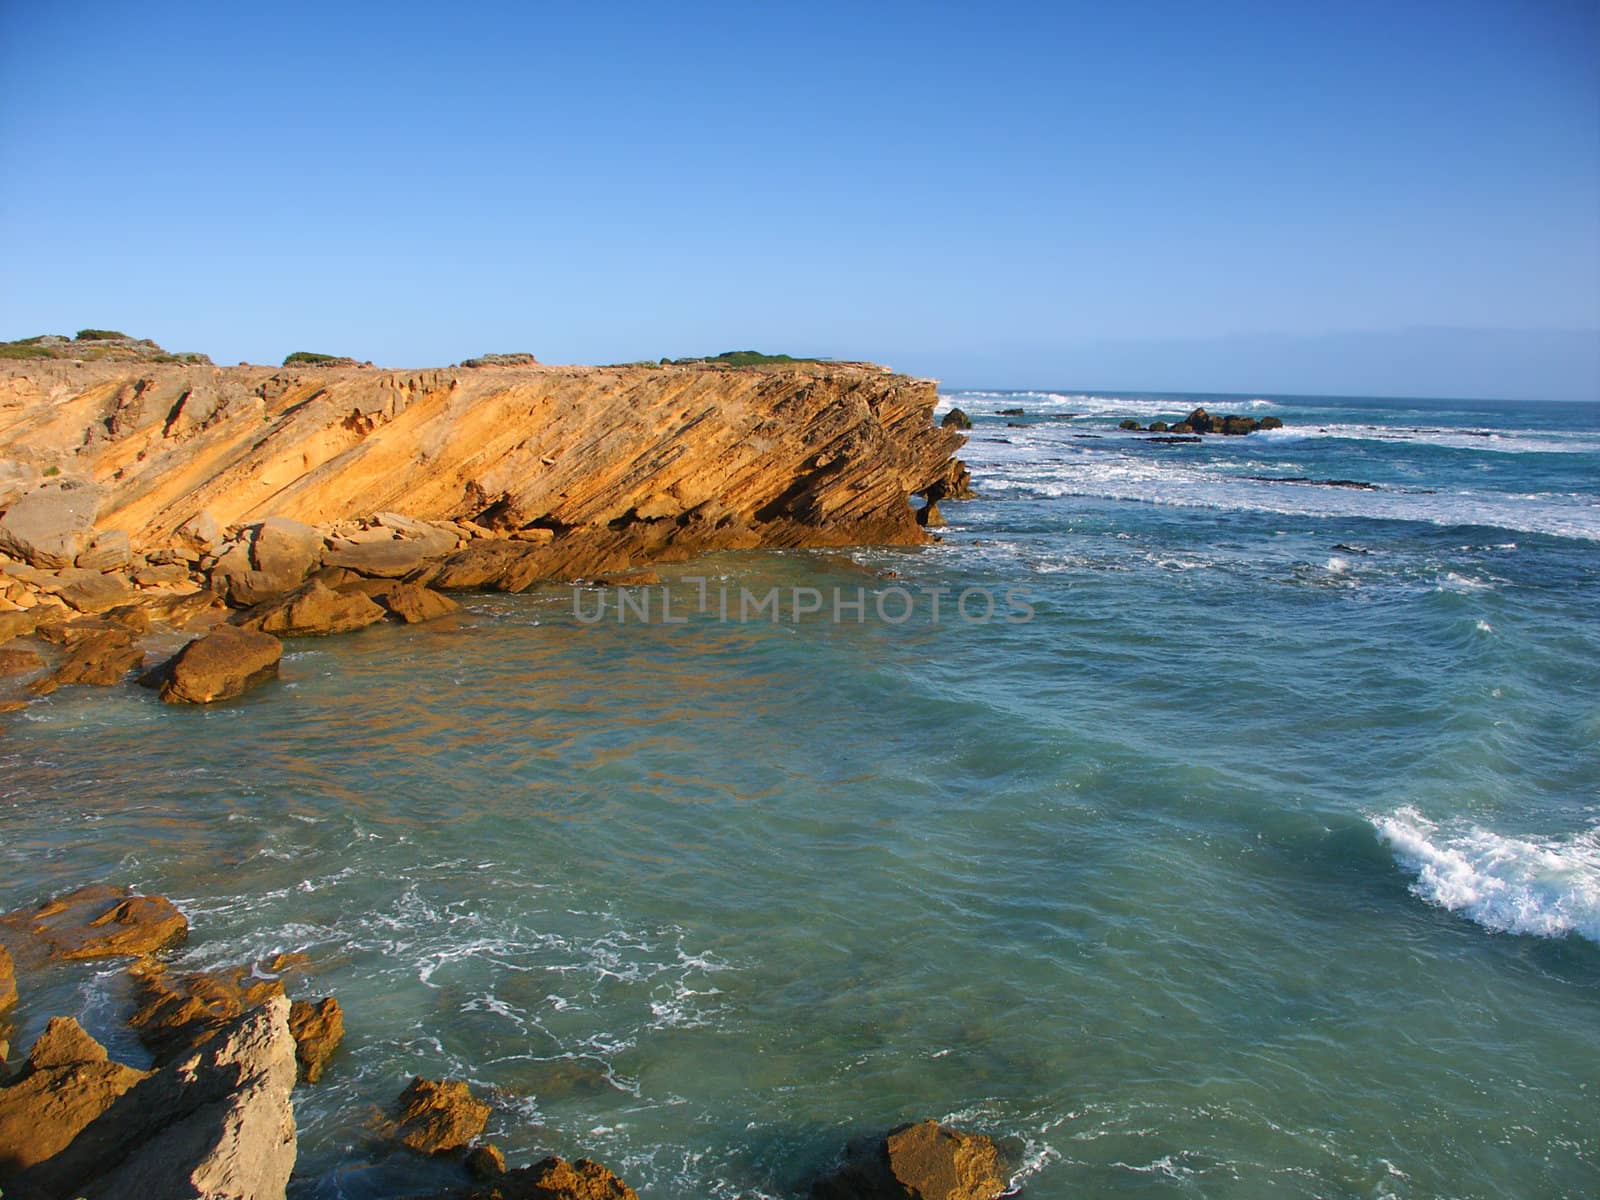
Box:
[0,358,964,560]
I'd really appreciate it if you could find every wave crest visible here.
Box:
[1373,807,1600,942]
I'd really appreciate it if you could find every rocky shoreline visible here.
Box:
[0,347,1008,1196]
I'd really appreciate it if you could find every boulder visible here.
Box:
[127,960,287,1064]
[0,646,44,677]
[0,1018,150,1174]
[0,609,41,644]
[75,529,131,572]
[394,1076,490,1154]
[1183,406,1217,433]
[243,579,387,636]
[134,562,195,587]
[1220,415,1259,435]
[0,885,188,964]
[11,995,298,1200]
[915,501,946,528]
[1118,419,1142,430]
[146,625,282,705]
[287,997,343,1083]
[1148,421,1169,433]
[940,408,972,430]
[371,512,461,558]
[0,479,102,569]
[49,567,136,614]
[346,581,459,624]
[174,511,221,555]
[1259,415,1284,430]
[212,517,324,606]
[812,1121,1006,1200]
[1170,422,1193,434]
[472,1157,639,1200]
[321,538,434,578]
[465,1143,507,1180]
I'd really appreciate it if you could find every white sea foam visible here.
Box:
[1254,423,1600,455]
[1373,807,1600,942]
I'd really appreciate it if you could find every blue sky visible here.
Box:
[2,0,1596,399]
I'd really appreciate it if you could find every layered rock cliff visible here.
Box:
[0,358,964,561]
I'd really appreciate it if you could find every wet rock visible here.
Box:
[0,479,102,569]
[27,630,144,694]
[812,1120,1006,1200]
[1183,406,1217,433]
[0,943,15,1010]
[127,959,286,1064]
[287,997,343,1083]
[75,529,131,572]
[145,624,282,704]
[1259,415,1283,430]
[1221,415,1259,435]
[0,885,187,964]
[995,407,1025,416]
[395,1076,490,1154]
[12,995,297,1200]
[1119,419,1142,430]
[0,647,44,677]
[915,501,946,528]
[0,1018,150,1174]
[940,408,972,430]
[243,579,386,637]
[1170,422,1193,434]
[1148,421,1169,433]
[448,1157,638,1200]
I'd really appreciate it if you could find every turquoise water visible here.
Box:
[2,389,1598,1198]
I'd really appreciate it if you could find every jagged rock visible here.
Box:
[287,997,343,1083]
[27,630,143,693]
[1259,415,1284,430]
[0,1018,150,1174]
[0,479,102,569]
[0,943,15,1010]
[1183,407,1217,433]
[465,1143,507,1180]
[175,511,221,554]
[127,960,285,1064]
[0,646,44,676]
[0,885,187,964]
[915,501,946,528]
[812,1121,1006,1200]
[394,1076,490,1154]
[145,624,282,704]
[11,995,297,1200]
[343,580,460,624]
[243,578,386,636]
[75,529,131,572]
[940,408,972,430]
[370,512,461,557]
[460,1157,639,1200]
[1221,415,1258,435]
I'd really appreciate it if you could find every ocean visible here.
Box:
[2,388,1597,1198]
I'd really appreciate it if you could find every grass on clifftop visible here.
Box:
[665,350,832,367]
[75,328,129,341]
[283,351,347,366]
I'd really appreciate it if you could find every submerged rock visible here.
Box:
[28,629,143,694]
[0,647,44,677]
[395,1076,490,1154]
[11,995,297,1200]
[145,624,282,704]
[812,1120,1006,1200]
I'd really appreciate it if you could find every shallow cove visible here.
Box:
[3,389,1599,1199]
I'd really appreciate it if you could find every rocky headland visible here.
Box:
[0,343,970,705]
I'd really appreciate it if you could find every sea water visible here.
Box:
[1,389,1596,1198]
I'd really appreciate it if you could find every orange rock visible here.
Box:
[287,996,344,1083]
[394,1076,490,1154]
[0,1018,149,1173]
[812,1120,1006,1200]
[0,885,187,965]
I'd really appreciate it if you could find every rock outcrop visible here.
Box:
[0,943,15,1010]
[8,996,297,1200]
[242,578,387,637]
[434,1155,640,1200]
[812,1121,1006,1200]
[0,885,187,964]
[144,624,283,704]
[0,1018,150,1173]
[286,997,343,1083]
[394,1076,491,1154]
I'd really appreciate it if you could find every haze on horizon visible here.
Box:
[1,0,1596,403]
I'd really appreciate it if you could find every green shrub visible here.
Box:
[0,341,58,359]
[283,351,344,366]
[75,328,128,341]
[43,465,61,477]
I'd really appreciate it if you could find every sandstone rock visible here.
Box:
[0,646,44,676]
[244,579,387,636]
[287,997,343,1083]
[940,408,973,430]
[371,511,461,557]
[0,459,42,510]
[915,500,946,528]
[212,517,325,606]
[52,567,135,614]
[0,479,101,569]
[473,1156,639,1200]
[146,624,282,704]
[127,959,286,1064]
[321,537,434,578]
[134,562,195,587]
[345,580,460,624]
[465,1142,507,1180]
[0,1017,150,1174]
[0,609,41,644]
[75,529,131,571]
[812,1121,1006,1200]
[12,995,297,1200]
[175,510,221,554]
[0,943,15,1010]
[395,1076,490,1154]
[0,885,187,964]
[27,630,143,693]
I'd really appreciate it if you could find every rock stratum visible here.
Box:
[0,357,964,562]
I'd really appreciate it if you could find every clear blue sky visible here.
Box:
[2,0,1596,399]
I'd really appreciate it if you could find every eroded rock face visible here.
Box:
[394,1076,490,1154]
[343,579,460,624]
[0,1018,150,1174]
[0,360,966,573]
[0,885,187,964]
[0,478,102,568]
[146,624,282,704]
[286,997,343,1083]
[812,1120,1006,1200]
[12,995,298,1200]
